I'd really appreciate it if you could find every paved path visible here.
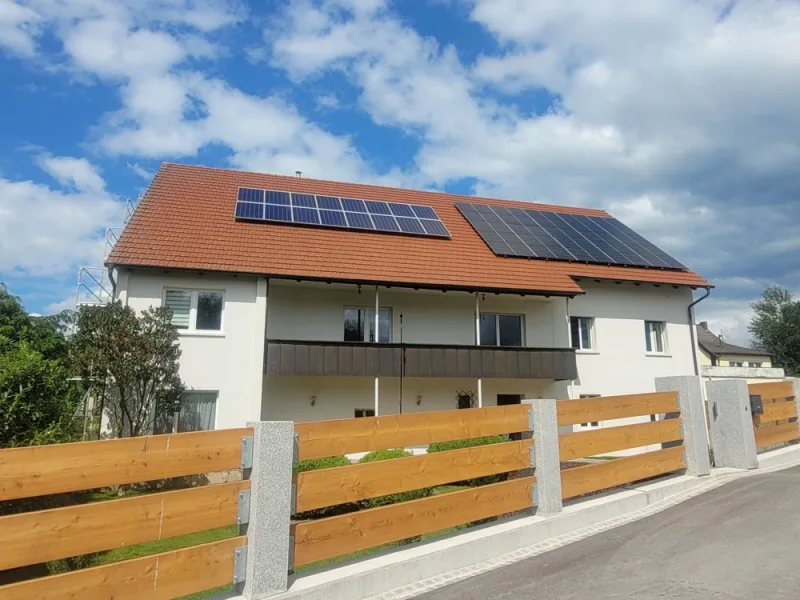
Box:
[416,466,800,600]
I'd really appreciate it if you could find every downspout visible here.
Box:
[107,266,117,300]
[688,287,712,376]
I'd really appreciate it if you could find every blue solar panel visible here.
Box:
[235,189,450,239]
[365,201,391,215]
[319,210,346,227]
[265,205,291,221]
[389,203,415,217]
[345,212,374,229]
[291,193,316,207]
[342,198,367,212]
[236,201,263,220]
[266,191,290,205]
[455,202,685,270]
[293,207,320,224]
[372,214,400,231]
[317,196,342,210]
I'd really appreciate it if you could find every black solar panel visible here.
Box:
[455,202,686,270]
[236,188,450,239]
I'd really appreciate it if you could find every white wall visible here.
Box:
[121,269,265,430]
[266,281,564,347]
[263,375,559,421]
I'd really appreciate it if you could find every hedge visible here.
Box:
[293,455,359,520]
[427,435,509,487]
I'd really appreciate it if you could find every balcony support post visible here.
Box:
[475,292,483,408]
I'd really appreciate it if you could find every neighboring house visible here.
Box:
[105,163,711,443]
[696,322,784,383]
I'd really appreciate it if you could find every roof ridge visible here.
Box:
[159,162,613,218]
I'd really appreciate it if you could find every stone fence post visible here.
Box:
[655,376,711,476]
[523,399,563,515]
[705,380,758,470]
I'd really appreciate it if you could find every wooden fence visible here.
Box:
[291,406,534,568]
[748,381,799,450]
[0,428,252,599]
[556,392,686,499]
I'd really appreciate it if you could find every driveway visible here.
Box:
[416,466,800,600]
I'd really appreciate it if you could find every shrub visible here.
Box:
[358,449,433,508]
[427,435,510,487]
[293,455,358,520]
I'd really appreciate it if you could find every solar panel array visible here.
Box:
[235,188,450,238]
[455,202,685,270]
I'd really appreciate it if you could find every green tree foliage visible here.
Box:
[0,284,79,447]
[749,286,800,376]
[71,302,185,437]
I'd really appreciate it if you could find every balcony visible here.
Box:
[265,340,577,381]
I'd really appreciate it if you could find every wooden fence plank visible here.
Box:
[294,406,529,461]
[293,477,533,568]
[0,428,252,501]
[559,420,683,461]
[0,481,249,571]
[0,536,245,600]
[560,446,685,500]
[296,440,531,512]
[556,392,678,427]
[753,401,798,425]
[755,422,800,449]
[748,381,794,401]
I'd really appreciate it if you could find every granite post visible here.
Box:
[523,398,563,515]
[655,376,711,476]
[705,379,758,469]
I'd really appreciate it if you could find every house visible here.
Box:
[106,163,711,440]
[696,322,771,368]
[696,322,783,383]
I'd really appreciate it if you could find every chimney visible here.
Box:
[699,321,708,330]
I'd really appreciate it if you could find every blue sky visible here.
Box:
[1,0,799,344]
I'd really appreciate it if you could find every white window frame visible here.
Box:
[479,313,525,347]
[344,306,392,343]
[570,316,596,351]
[644,320,668,355]
[163,288,225,335]
[578,395,601,428]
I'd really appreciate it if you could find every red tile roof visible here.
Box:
[107,163,710,295]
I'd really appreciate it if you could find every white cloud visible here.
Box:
[0,157,124,275]
[36,154,106,192]
[0,0,39,56]
[127,162,154,181]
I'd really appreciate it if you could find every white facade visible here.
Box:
[116,269,699,442]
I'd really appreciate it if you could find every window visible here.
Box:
[749,362,762,368]
[479,314,524,347]
[165,290,224,332]
[155,391,217,434]
[344,308,391,342]
[730,361,744,367]
[354,408,375,418]
[570,317,594,350]
[644,321,667,354]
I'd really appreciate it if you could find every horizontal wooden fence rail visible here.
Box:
[0,480,250,571]
[292,477,534,568]
[559,419,682,461]
[556,392,678,427]
[296,440,532,512]
[561,446,685,500]
[0,536,247,600]
[294,405,530,461]
[755,422,800,450]
[753,401,798,426]
[748,381,795,402]
[0,427,253,501]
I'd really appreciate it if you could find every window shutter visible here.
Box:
[165,290,192,329]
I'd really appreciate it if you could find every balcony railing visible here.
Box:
[265,340,577,380]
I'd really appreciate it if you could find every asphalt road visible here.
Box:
[416,466,800,600]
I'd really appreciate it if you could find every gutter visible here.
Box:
[688,287,712,376]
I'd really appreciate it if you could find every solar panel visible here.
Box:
[456,202,685,270]
[235,187,450,239]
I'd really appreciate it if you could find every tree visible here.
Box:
[0,283,73,361]
[749,286,800,376]
[71,302,185,437]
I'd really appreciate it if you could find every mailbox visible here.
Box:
[749,394,764,416]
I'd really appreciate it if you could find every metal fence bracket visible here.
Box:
[241,435,254,470]
[237,489,251,525]
[293,432,300,464]
[527,407,535,431]
[291,483,297,515]
[288,536,295,572]
[233,546,247,584]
